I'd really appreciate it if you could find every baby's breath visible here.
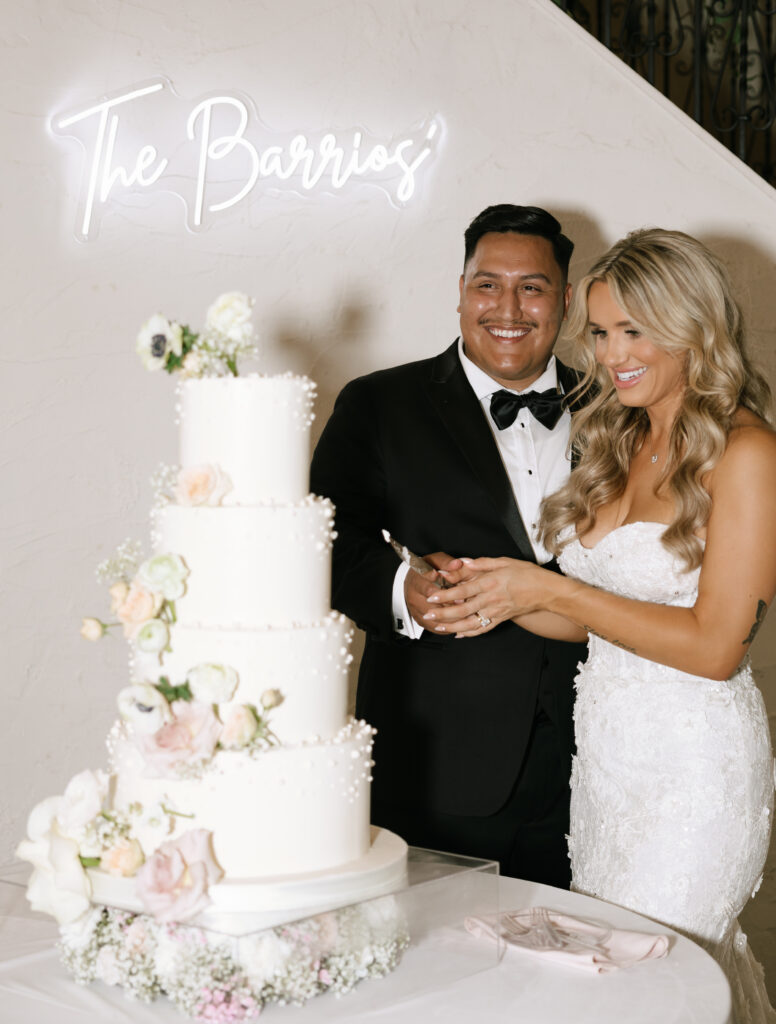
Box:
[59,898,409,1020]
[150,462,180,507]
[96,539,143,585]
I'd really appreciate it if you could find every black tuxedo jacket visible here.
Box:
[310,340,588,817]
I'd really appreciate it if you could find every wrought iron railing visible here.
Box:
[553,1,776,187]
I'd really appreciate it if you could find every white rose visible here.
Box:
[136,314,183,372]
[25,796,63,844]
[60,906,103,952]
[118,684,171,735]
[153,928,184,981]
[100,837,145,877]
[260,688,284,711]
[17,823,92,926]
[80,617,105,642]
[137,553,189,601]
[96,945,122,986]
[219,705,258,749]
[240,931,293,987]
[58,770,109,836]
[135,618,170,654]
[186,663,239,703]
[205,292,253,343]
[174,465,233,507]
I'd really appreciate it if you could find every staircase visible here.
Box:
[554,0,776,186]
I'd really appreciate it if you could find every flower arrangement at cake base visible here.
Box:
[59,896,409,1021]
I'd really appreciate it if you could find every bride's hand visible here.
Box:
[422,557,549,637]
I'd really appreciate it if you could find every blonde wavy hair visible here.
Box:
[540,228,772,570]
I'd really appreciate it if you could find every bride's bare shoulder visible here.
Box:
[715,408,776,482]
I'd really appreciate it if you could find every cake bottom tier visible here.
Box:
[109,719,375,877]
[88,826,408,934]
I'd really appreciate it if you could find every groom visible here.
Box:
[310,204,587,887]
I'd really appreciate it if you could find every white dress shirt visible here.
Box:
[392,340,573,638]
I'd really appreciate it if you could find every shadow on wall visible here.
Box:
[269,301,372,448]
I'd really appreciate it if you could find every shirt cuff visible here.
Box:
[392,562,424,639]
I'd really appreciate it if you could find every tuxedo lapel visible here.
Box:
[425,341,537,562]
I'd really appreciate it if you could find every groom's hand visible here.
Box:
[404,552,463,630]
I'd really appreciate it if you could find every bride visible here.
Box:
[423,229,776,1022]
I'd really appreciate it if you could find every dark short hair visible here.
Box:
[463,204,574,279]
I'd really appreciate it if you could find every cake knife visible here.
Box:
[381,529,450,588]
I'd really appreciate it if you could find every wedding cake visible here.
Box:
[17,294,408,1018]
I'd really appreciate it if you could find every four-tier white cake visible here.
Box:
[17,367,409,1017]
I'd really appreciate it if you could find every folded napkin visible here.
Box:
[465,906,670,974]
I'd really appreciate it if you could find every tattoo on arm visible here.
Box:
[743,600,768,645]
[582,625,637,655]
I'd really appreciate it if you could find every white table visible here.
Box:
[0,870,731,1024]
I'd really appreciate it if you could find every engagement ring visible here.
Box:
[476,612,492,628]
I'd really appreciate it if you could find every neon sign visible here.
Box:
[51,79,442,241]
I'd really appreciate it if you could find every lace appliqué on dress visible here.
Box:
[559,522,776,1024]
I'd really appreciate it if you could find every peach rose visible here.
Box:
[174,464,232,507]
[100,837,145,877]
[134,829,223,922]
[116,582,163,639]
[219,705,258,749]
[108,581,129,614]
[80,617,105,642]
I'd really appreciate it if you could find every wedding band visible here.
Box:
[476,612,491,628]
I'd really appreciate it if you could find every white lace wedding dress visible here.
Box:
[559,522,776,1023]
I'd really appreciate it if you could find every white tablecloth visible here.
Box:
[0,871,731,1024]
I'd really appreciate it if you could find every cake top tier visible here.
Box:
[177,374,316,505]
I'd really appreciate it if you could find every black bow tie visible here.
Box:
[489,388,565,431]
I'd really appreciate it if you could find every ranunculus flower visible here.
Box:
[108,580,129,614]
[100,837,145,877]
[219,705,258,749]
[80,617,105,642]
[135,618,170,654]
[137,700,221,776]
[260,688,284,711]
[58,770,109,836]
[118,684,171,735]
[174,464,232,507]
[137,554,189,602]
[134,829,223,922]
[205,292,253,343]
[186,663,239,703]
[116,581,163,639]
[136,314,183,372]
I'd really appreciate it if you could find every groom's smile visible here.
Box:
[458,231,571,392]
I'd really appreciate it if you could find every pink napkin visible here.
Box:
[465,907,670,974]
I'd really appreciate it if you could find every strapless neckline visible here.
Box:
[576,520,669,552]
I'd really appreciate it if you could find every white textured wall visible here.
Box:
[2,0,775,996]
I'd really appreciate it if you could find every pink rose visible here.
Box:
[134,829,223,922]
[138,700,221,776]
[174,465,232,507]
[116,581,163,639]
